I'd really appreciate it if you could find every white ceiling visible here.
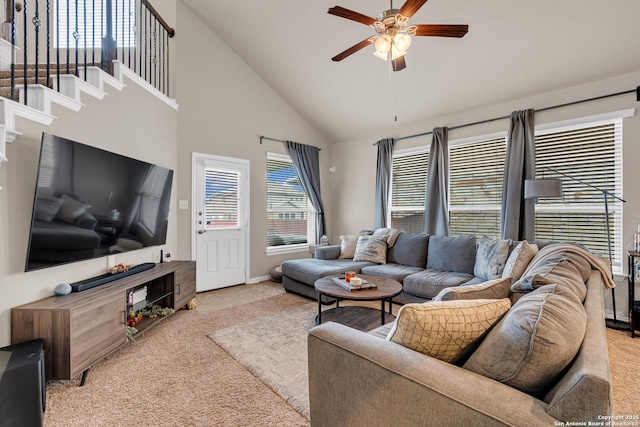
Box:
[181,0,640,142]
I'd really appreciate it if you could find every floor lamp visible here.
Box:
[524,166,627,329]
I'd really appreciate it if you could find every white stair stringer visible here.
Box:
[19,84,83,115]
[0,62,178,166]
[53,74,107,102]
[79,66,125,92]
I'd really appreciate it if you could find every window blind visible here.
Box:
[266,156,312,247]
[534,121,622,269]
[449,137,506,238]
[55,0,136,49]
[203,168,240,229]
[388,149,428,234]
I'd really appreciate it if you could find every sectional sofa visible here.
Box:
[297,231,615,425]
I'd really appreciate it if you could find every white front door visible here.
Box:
[193,154,249,292]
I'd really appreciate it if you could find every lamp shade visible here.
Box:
[524,179,562,199]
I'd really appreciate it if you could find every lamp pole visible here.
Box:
[543,166,626,324]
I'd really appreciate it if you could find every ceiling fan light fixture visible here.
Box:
[374,34,392,54]
[373,49,388,61]
[391,45,407,60]
[394,33,412,52]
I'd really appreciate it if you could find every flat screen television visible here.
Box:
[25,133,174,272]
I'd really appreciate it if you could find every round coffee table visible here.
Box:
[314,275,403,332]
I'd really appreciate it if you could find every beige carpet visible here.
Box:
[44,292,311,427]
[208,303,316,419]
[43,288,640,426]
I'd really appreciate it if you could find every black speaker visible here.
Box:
[0,339,45,427]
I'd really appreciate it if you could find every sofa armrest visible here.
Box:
[308,322,557,427]
[315,245,341,260]
[75,211,97,229]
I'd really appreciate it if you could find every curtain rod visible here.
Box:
[259,135,321,150]
[375,86,639,145]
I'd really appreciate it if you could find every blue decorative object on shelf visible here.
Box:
[54,283,72,296]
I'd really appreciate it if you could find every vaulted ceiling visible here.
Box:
[181,0,640,142]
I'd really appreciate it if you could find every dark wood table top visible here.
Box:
[314,275,403,301]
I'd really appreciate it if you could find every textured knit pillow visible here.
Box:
[463,284,586,396]
[353,235,388,264]
[338,233,366,259]
[474,236,512,280]
[433,277,512,301]
[387,298,511,363]
[55,194,92,224]
[502,240,538,282]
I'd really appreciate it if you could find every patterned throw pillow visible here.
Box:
[338,233,366,259]
[353,235,388,264]
[502,240,538,282]
[433,277,512,301]
[55,194,92,224]
[474,236,512,280]
[387,298,511,363]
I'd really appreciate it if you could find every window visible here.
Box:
[266,153,315,251]
[203,168,241,229]
[449,136,506,238]
[387,148,428,233]
[55,0,136,49]
[533,118,623,273]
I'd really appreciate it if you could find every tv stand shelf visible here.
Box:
[11,261,196,381]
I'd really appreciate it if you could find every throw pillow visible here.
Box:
[463,284,587,397]
[427,235,477,274]
[353,235,388,264]
[373,227,404,247]
[433,277,512,301]
[387,233,429,267]
[512,253,588,302]
[33,194,65,222]
[502,240,539,282]
[474,236,512,280]
[387,298,511,363]
[55,194,92,224]
[338,233,366,259]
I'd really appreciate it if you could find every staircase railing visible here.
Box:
[0,0,175,104]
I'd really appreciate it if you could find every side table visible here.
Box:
[627,250,640,338]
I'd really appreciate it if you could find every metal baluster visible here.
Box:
[166,25,169,97]
[137,0,140,73]
[33,0,39,86]
[83,0,87,79]
[22,0,27,104]
[162,27,165,95]
[127,0,130,67]
[46,0,50,89]
[91,0,94,65]
[152,17,156,88]
[10,0,15,101]
[74,0,78,76]
[65,0,69,74]
[143,7,146,81]
[56,0,60,92]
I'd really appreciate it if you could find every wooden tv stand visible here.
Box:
[11,261,196,382]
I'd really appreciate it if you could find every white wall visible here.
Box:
[329,69,640,320]
[174,1,333,279]
[0,77,179,346]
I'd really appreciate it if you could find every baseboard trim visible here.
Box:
[247,275,271,284]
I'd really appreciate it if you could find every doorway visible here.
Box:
[192,153,249,291]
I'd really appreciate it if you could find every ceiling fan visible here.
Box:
[328,0,468,71]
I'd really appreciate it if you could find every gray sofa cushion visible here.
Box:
[281,258,374,286]
[403,269,474,299]
[433,277,512,301]
[315,245,341,260]
[361,263,424,283]
[387,233,429,267]
[463,284,587,397]
[427,235,476,274]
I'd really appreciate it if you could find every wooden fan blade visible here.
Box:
[398,0,429,19]
[414,24,469,38]
[331,38,374,62]
[328,6,377,26]
[392,56,407,72]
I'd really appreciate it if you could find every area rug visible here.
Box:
[208,303,317,420]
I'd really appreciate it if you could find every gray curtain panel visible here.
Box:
[374,138,395,229]
[424,127,450,236]
[285,141,326,243]
[501,109,536,240]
